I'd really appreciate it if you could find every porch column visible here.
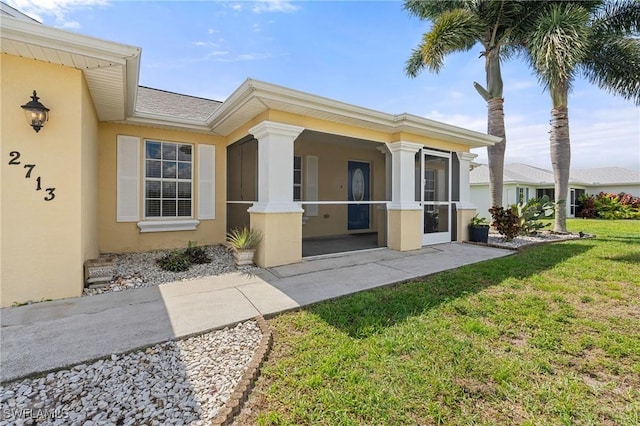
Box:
[455,152,478,242]
[248,121,305,267]
[387,141,422,251]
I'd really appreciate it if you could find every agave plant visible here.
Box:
[226,227,262,250]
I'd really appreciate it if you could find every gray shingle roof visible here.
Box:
[571,167,640,185]
[135,86,222,122]
[470,163,640,186]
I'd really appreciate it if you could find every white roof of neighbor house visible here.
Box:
[135,87,222,122]
[571,167,640,185]
[471,163,640,186]
[471,163,556,185]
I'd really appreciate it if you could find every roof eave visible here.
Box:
[207,79,499,147]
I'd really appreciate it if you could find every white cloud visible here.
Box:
[230,3,242,12]
[207,28,219,35]
[253,23,261,32]
[252,0,299,14]
[7,0,107,28]
[429,104,639,171]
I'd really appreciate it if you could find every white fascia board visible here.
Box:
[125,113,212,133]
[208,78,499,147]
[0,16,141,65]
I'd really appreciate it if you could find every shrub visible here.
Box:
[156,250,191,272]
[577,192,640,220]
[185,241,211,264]
[514,195,554,235]
[577,194,597,218]
[489,205,520,241]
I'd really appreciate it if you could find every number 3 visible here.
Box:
[44,188,56,201]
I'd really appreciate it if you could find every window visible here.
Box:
[517,187,529,203]
[144,140,193,218]
[293,155,302,201]
[537,188,554,200]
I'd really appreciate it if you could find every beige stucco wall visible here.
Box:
[1,55,92,306]
[295,135,386,238]
[97,123,227,253]
[387,209,422,251]
[80,76,99,266]
[250,211,302,267]
[456,208,477,242]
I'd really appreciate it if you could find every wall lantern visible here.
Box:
[21,90,49,133]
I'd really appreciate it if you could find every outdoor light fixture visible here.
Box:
[21,90,49,133]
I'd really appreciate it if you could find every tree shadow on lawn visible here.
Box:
[309,242,593,339]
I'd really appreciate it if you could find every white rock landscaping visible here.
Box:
[0,321,261,426]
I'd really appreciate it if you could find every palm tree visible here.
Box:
[404,0,536,209]
[515,0,640,232]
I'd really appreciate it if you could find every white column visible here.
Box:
[247,121,305,214]
[456,151,478,209]
[387,141,422,211]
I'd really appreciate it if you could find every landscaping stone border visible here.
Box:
[211,315,274,426]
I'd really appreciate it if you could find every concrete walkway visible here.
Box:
[0,243,512,383]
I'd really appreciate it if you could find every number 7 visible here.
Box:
[24,164,36,178]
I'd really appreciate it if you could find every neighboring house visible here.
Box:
[470,163,640,219]
[0,5,499,307]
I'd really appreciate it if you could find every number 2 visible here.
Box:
[9,151,21,165]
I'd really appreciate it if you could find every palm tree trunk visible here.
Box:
[549,104,570,233]
[487,97,506,209]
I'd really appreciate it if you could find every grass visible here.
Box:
[235,219,640,425]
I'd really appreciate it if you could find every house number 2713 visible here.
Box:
[8,151,56,201]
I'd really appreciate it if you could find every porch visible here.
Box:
[226,121,480,267]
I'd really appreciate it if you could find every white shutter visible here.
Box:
[116,135,140,222]
[305,155,318,216]
[198,144,215,220]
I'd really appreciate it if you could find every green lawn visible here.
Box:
[238,220,640,425]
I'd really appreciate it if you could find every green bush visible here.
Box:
[579,192,640,220]
[514,195,555,235]
[185,241,211,264]
[156,250,191,272]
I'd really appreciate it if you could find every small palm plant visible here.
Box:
[226,227,262,250]
[226,227,262,266]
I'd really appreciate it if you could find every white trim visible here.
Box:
[116,135,140,222]
[208,79,500,147]
[247,202,304,214]
[198,144,216,220]
[137,220,200,233]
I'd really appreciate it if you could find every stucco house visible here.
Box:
[0,5,499,307]
[470,163,640,219]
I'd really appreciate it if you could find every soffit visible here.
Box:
[1,16,140,121]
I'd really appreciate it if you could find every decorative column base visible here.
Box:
[455,202,478,242]
[250,211,302,267]
[387,209,422,251]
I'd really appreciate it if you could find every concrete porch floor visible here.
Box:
[302,232,381,257]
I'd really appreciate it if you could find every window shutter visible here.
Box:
[116,135,140,222]
[198,144,215,220]
[305,155,318,216]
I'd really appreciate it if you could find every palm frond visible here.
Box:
[527,3,591,89]
[418,9,483,74]
[581,36,640,105]
[591,0,640,35]
[403,0,467,20]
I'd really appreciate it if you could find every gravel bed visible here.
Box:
[84,245,257,297]
[0,321,261,426]
[487,230,584,249]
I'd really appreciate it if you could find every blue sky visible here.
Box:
[11,0,639,170]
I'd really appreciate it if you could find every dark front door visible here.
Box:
[347,161,370,230]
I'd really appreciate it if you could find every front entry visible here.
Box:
[419,149,451,244]
[347,160,370,230]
